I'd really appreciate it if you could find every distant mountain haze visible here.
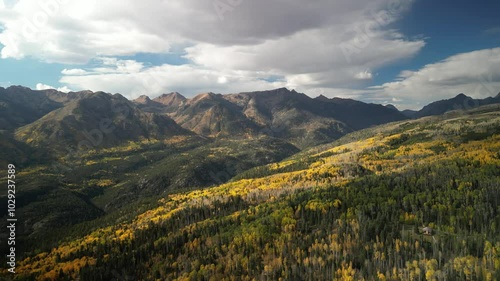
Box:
[407,93,500,118]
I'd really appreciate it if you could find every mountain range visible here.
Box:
[4,86,498,155]
[134,87,409,146]
[0,87,388,151]
[15,91,191,153]
[402,92,500,118]
[2,97,498,280]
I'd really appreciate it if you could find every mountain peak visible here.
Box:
[384,104,398,111]
[134,95,152,104]
[8,85,32,91]
[413,92,500,118]
[190,92,218,103]
[315,94,330,102]
[273,87,293,94]
[158,92,185,98]
[153,92,187,106]
[112,93,129,101]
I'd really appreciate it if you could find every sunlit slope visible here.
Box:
[6,105,500,280]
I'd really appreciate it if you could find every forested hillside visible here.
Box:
[3,105,499,280]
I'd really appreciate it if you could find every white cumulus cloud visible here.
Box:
[355,70,373,80]
[0,0,425,97]
[59,58,287,99]
[367,48,500,109]
[36,82,72,93]
[9,0,485,105]
[61,68,87,75]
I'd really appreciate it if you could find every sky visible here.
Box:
[0,0,499,109]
